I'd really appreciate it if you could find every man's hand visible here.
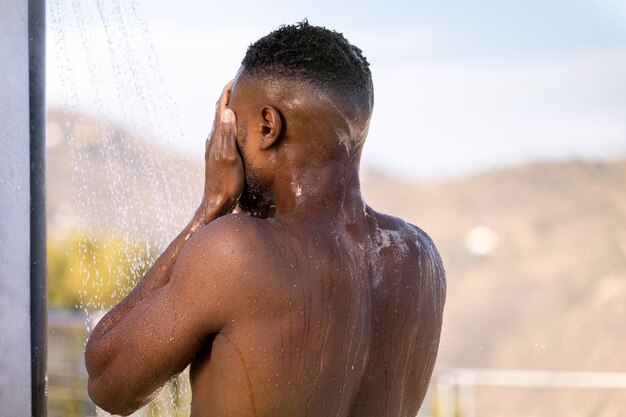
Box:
[196,80,244,224]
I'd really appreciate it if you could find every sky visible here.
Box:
[47,0,626,180]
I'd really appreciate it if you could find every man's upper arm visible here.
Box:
[86,216,252,414]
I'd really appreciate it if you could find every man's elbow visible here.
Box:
[87,375,141,416]
[85,339,134,414]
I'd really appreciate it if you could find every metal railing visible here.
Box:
[435,368,626,417]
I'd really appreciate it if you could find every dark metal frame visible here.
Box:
[29,0,47,415]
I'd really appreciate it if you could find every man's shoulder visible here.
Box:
[369,209,435,247]
[194,212,269,245]
[178,213,279,283]
[369,208,444,274]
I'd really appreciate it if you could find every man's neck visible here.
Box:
[272,162,364,219]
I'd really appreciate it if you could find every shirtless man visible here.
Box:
[85,21,446,417]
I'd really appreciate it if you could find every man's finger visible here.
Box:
[216,80,235,113]
[220,108,237,154]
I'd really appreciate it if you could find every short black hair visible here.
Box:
[241,20,373,104]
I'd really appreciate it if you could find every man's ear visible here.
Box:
[258,106,282,150]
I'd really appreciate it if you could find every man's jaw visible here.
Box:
[235,196,276,218]
[236,175,276,218]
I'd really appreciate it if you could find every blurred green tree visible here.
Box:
[47,231,153,310]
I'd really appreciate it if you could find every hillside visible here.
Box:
[46,110,626,416]
[47,109,203,245]
[363,162,626,370]
[362,163,626,415]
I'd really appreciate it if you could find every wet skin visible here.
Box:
[85,73,446,417]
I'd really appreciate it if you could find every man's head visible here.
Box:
[228,20,374,215]
[240,20,373,107]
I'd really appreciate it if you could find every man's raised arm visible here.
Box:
[84,81,242,415]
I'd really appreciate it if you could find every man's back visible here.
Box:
[189,206,446,417]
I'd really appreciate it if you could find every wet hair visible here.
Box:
[241,20,373,105]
